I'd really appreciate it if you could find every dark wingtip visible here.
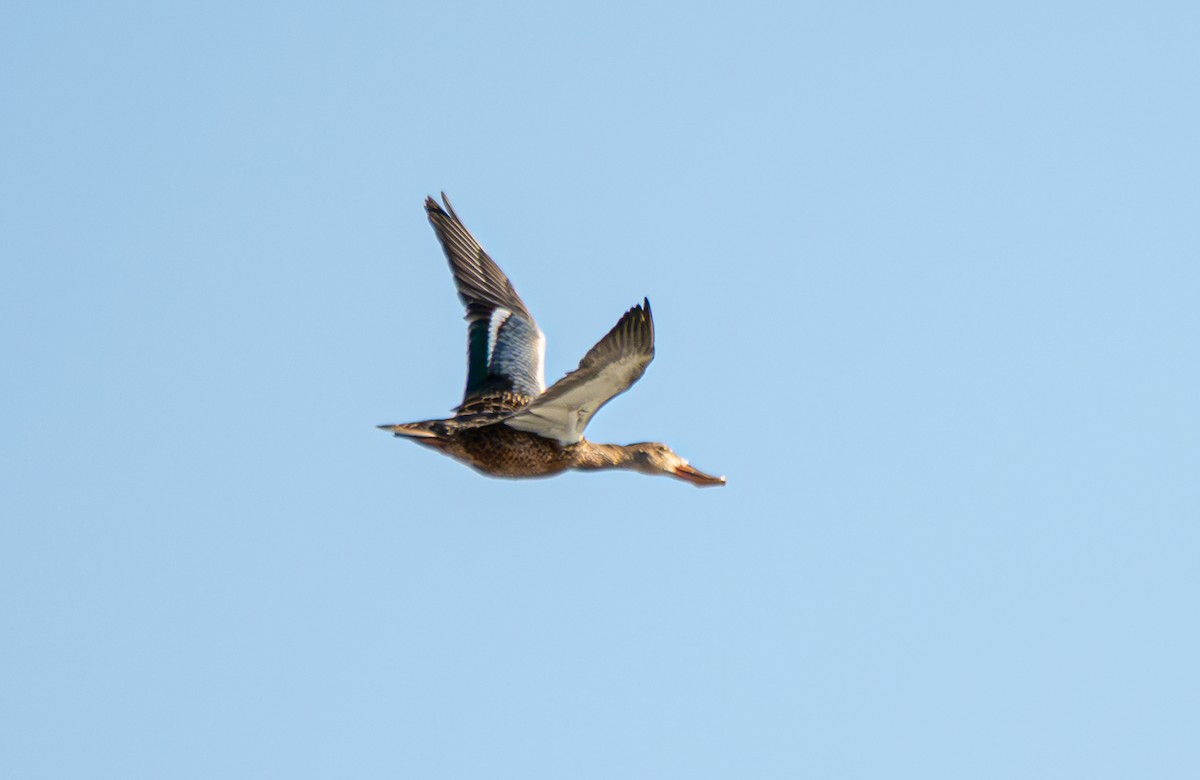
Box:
[627,299,652,331]
[425,193,459,220]
[629,297,650,317]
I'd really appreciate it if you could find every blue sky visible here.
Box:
[2,2,1197,777]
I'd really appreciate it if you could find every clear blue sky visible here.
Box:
[2,2,1197,778]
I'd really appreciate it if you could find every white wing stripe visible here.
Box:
[486,307,513,364]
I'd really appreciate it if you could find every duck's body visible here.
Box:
[386,396,571,478]
[388,405,699,480]
[391,416,594,479]
[379,195,724,488]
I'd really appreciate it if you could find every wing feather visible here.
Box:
[425,194,546,405]
[504,299,655,444]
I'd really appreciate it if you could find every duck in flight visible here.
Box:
[378,194,725,487]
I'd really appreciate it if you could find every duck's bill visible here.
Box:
[672,463,727,487]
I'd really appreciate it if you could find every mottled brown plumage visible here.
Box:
[386,419,576,478]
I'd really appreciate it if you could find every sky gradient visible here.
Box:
[2,2,1198,778]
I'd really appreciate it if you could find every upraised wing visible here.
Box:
[504,299,655,444]
[425,194,546,408]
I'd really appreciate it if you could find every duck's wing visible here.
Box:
[425,194,546,408]
[505,299,654,444]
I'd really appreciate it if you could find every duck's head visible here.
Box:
[626,442,726,487]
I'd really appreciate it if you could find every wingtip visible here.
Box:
[440,192,460,221]
[628,297,651,318]
[425,192,458,218]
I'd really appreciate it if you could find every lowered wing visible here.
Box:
[505,299,654,444]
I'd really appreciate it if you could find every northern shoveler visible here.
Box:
[378,194,725,488]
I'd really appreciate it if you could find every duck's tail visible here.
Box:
[377,421,444,442]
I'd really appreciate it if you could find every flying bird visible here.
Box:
[378,194,725,487]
